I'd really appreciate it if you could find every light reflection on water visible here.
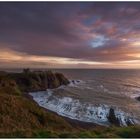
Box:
[2,68,140,122]
[51,69,140,121]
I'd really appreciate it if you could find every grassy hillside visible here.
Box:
[0,70,140,138]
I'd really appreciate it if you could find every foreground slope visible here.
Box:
[0,70,140,138]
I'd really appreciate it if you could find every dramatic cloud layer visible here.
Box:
[0,2,140,68]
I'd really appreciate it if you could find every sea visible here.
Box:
[3,68,140,126]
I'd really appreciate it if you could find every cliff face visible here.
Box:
[6,70,70,93]
[0,70,140,138]
[0,70,74,136]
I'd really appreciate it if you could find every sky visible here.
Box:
[0,2,140,69]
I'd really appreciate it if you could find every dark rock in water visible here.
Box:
[136,96,140,101]
[107,108,120,126]
[126,118,134,126]
[72,80,75,83]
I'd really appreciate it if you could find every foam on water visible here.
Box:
[68,79,85,87]
[29,80,139,126]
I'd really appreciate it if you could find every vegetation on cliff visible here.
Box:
[2,69,69,93]
[0,69,140,138]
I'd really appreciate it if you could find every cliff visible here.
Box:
[1,69,69,93]
[0,69,140,138]
[0,69,74,136]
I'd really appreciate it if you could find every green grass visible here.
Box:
[0,71,140,138]
[0,125,140,138]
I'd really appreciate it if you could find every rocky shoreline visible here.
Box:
[24,92,103,130]
[1,70,140,138]
[0,69,137,127]
[29,89,136,127]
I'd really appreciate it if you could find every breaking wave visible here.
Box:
[29,80,139,126]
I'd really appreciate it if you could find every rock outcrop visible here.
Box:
[107,108,120,126]
[136,96,140,101]
[55,73,70,85]
[0,69,70,94]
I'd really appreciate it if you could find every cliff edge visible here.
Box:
[0,69,69,94]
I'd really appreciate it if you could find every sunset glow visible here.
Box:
[0,2,140,69]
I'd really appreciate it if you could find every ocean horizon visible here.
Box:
[27,69,140,126]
